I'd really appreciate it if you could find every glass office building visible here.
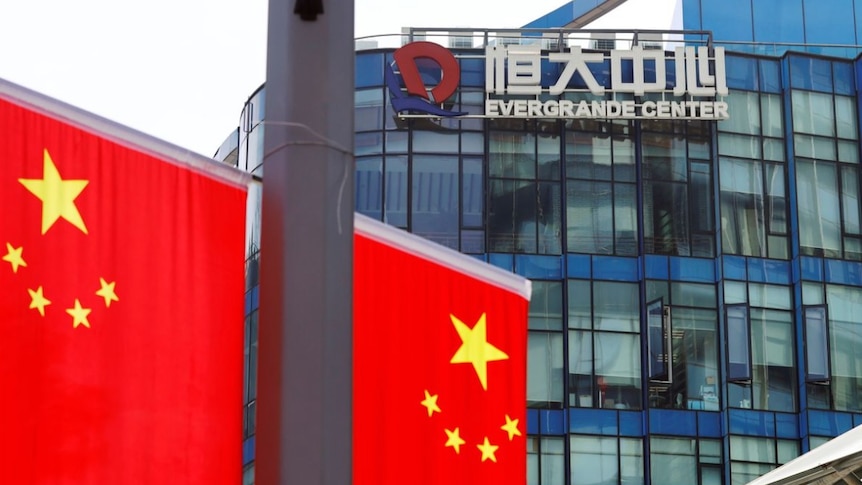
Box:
[220,1,862,483]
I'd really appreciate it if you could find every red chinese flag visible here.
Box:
[353,215,531,485]
[0,82,248,483]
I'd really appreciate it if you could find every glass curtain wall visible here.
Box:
[718,89,788,258]
[791,57,862,260]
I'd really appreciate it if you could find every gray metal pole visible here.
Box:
[257,1,354,483]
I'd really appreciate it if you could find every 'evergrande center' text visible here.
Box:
[484,99,729,120]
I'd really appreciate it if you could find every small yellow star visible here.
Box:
[95,278,118,307]
[444,428,466,454]
[501,415,522,440]
[2,243,27,273]
[450,313,509,390]
[19,149,89,235]
[420,390,441,417]
[65,299,92,329]
[27,286,51,317]
[476,437,499,462]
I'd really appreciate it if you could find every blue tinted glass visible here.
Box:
[355,157,382,220]
[804,306,830,382]
[752,0,804,46]
[726,55,759,90]
[541,58,561,91]
[682,0,702,30]
[727,305,752,381]
[833,62,855,95]
[459,58,484,87]
[355,53,384,88]
[760,59,782,92]
[790,55,833,92]
[702,0,754,42]
[804,0,857,49]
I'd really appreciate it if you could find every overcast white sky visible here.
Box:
[0,0,567,156]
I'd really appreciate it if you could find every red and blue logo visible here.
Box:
[386,41,467,117]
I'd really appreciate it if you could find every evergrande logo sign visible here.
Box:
[388,41,730,121]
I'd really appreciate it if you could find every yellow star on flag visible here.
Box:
[444,428,466,454]
[19,149,89,235]
[476,437,499,462]
[2,243,27,273]
[420,390,441,417]
[66,299,92,329]
[449,313,509,390]
[96,278,119,307]
[501,415,522,440]
[28,286,51,317]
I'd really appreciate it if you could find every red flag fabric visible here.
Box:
[0,81,248,484]
[353,214,531,485]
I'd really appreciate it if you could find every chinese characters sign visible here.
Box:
[484,45,728,120]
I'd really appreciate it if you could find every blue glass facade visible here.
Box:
[225,6,862,484]
[684,0,862,57]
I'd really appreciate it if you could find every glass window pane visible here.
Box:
[567,180,613,254]
[537,182,562,255]
[569,330,594,407]
[489,179,537,253]
[537,134,561,180]
[596,333,641,409]
[356,157,383,220]
[541,437,566,485]
[490,131,535,178]
[462,157,483,228]
[720,157,766,257]
[761,93,784,137]
[615,183,639,256]
[766,164,788,235]
[842,166,861,235]
[672,282,716,308]
[568,279,592,329]
[792,90,835,137]
[461,132,484,154]
[748,284,792,310]
[567,132,612,181]
[805,306,830,382]
[794,134,836,161]
[802,283,824,305]
[620,438,644,485]
[594,281,640,332]
[838,140,859,163]
[835,95,858,140]
[763,138,785,162]
[571,436,618,485]
[528,331,564,407]
[730,436,776,463]
[529,281,563,330]
[797,160,841,256]
[614,137,636,182]
[651,437,697,485]
[719,133,762,159]
[727,305,752,381]
[354,88,383,131]
[384,156,408,228]
[722,90,761,135]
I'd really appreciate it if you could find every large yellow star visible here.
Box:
[444,428,466,454]
[65,299,92,329]
[420,390,441,417]
[28,286,51,317]
[95,277,119,307]
[449,313,508,390]
[19,149,89,235]
[2,243,27,273]
[476,437,499,462]
[501,414,522,440]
